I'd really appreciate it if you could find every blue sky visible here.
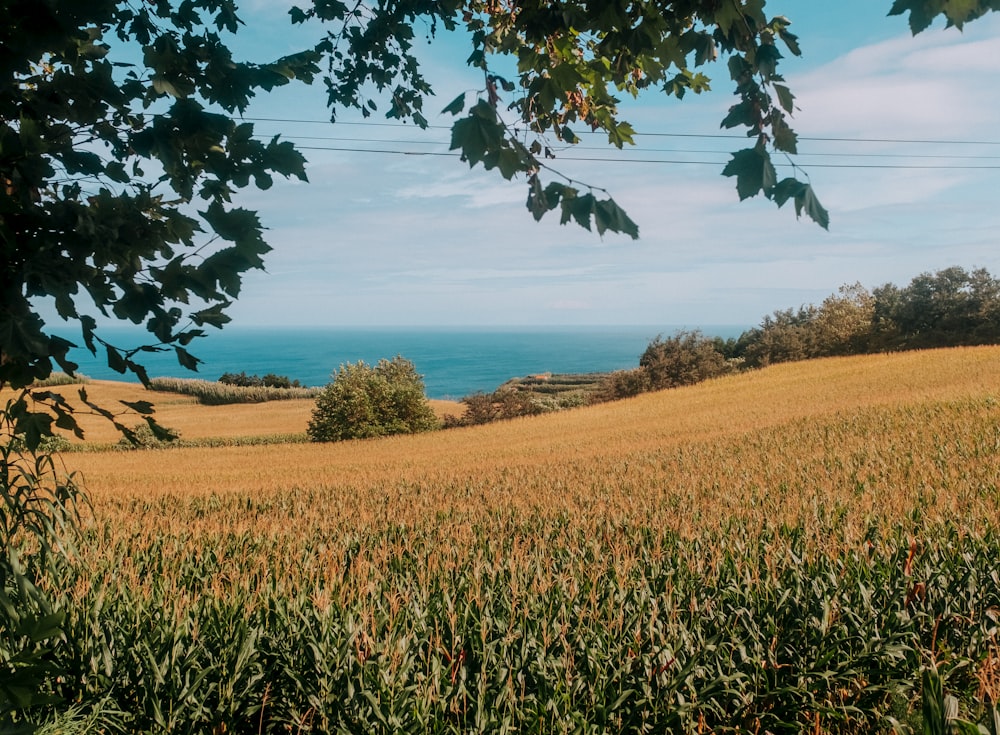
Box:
[209,2,1000,327]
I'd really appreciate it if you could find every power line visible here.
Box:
[269,133,1000,161]
[242,115,1000,148]
[292,144,1000,170]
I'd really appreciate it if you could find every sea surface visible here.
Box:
[60,325,750,400]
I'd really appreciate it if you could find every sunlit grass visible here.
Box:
[6,379,462,444]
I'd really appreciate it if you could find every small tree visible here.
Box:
[640,330,732,390]
[307,357,436,442]
[812,283,876,356]
[592,368,652,403]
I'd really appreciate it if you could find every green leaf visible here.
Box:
[721,101,757,130]
[526,177,561,221]
[943,0,984,28]
[713,1,746,35]
[593,198,640,239]
[794,183,830,230]
[889,0,938,33]
[151,76,184,98]
[144,417,179,442]
[495,147,527,180]
[174,346,201,371]
[694,35,717,66]
[772,116,798,154]
[722,148,772,200]
[121,400,155,415]
[774,84,795,114]
[565,192,596,230]
[200,202,263,244]
[27,611,66,643]
[442,92,466,115]
[191,303,232,329]
[106,345,127,374]
[755,44,782,79]
[771,177,805,208]
[922,665,946,735]
[449,100,505,168]
[60,150,104,176]
[14,410,53,451]
[778,26,801,56]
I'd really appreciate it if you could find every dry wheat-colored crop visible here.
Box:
[65,346,1000,500]
[62,346,1000,588]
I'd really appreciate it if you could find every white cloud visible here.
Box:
[790,15,1000,139]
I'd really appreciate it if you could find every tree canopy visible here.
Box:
[307,356,437,441]
[1,0,995,439]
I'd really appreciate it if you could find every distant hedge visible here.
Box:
[218,371,303,389]
[148,377,321,405]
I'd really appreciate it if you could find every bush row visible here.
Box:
[596,265,1000,403]
[148,377,321,405]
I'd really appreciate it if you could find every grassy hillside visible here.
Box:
[20,379,462,444]
[65,346,1000,500]
[35,347,1000,732]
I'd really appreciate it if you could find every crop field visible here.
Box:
[33,347,1000,732]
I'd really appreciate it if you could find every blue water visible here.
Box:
[57,325,749,400]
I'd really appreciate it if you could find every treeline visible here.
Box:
[218,371,303,389]
[597,265,1000,403]
[724,265,1000,366]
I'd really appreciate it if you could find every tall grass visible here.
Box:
[31,372,89,387]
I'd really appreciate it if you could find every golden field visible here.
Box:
[64,346,1000,498]
[23,379,462,444]
[59,346,1000,593]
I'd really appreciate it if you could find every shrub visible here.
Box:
[116,423,180,450]
[446,385,549,427]
[640,330,732,390]
[591,368,651,403]
[307,357,437,442]
[218,372,302,389]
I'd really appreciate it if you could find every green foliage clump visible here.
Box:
[639,330,735,390]
[218,372,303,389]
[592,368,653,403]
[589,331,735,403]
[445,386,546,427]
[446,374,608,427]
[308,357,437,442]
[872,266,1000,351]
[115,424,181,450]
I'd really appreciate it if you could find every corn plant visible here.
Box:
[1,399,84,731]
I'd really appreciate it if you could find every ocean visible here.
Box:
[59,325,750,400]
